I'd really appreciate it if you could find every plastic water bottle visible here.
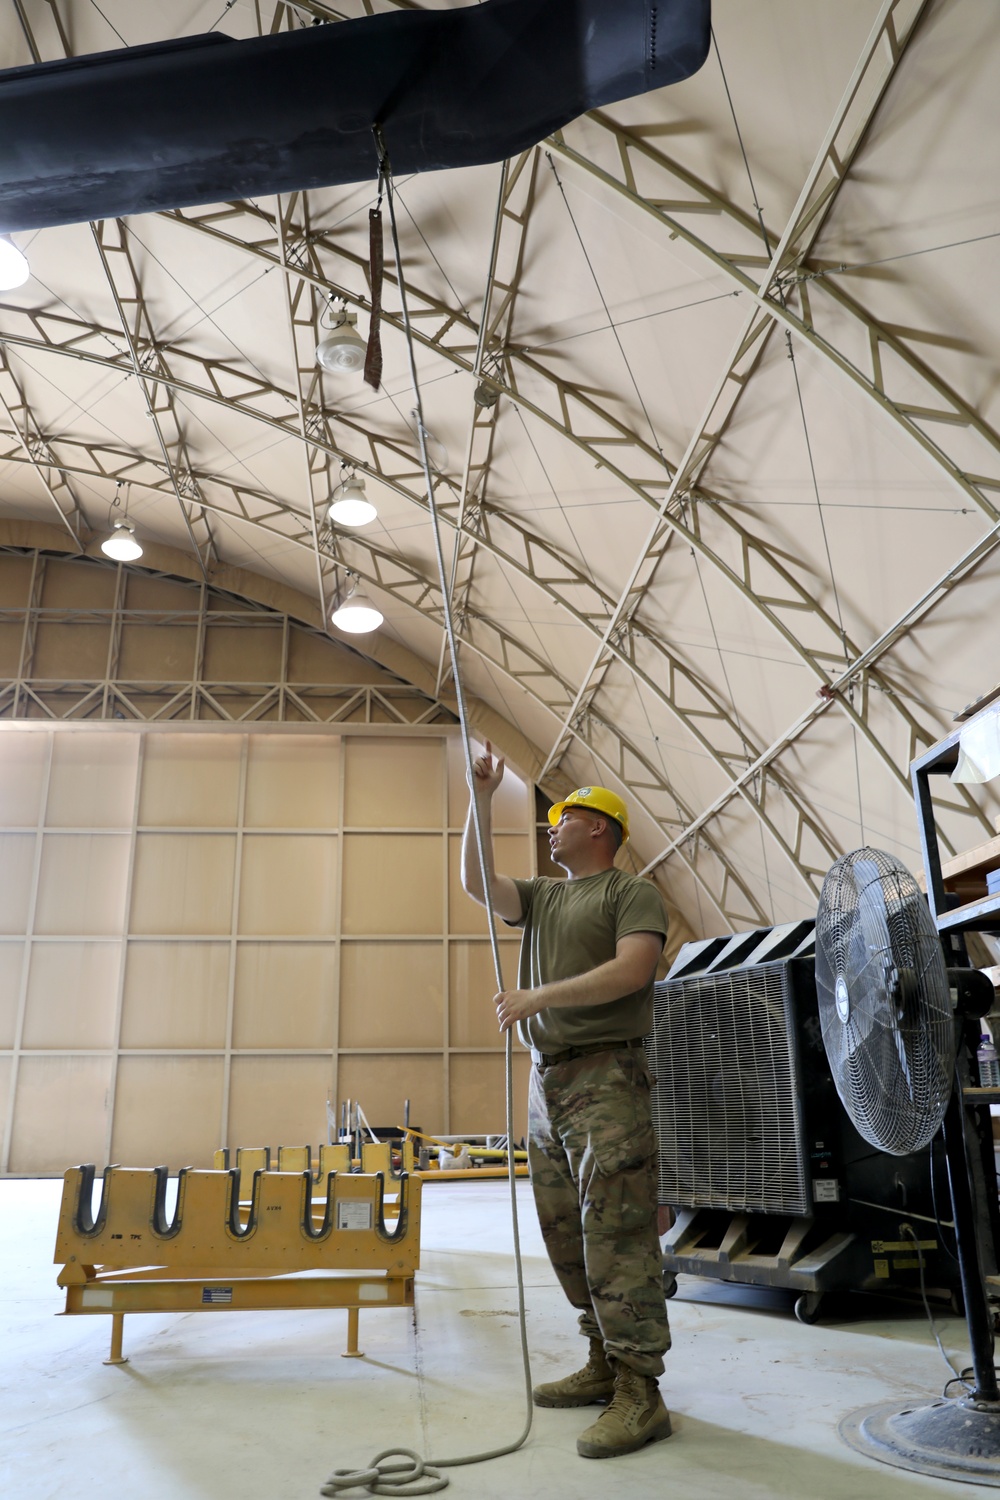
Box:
[977,1034,1000,1088]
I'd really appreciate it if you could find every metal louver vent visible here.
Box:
[648,961,809,1215]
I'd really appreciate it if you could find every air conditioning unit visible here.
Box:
[648,921,995,1323]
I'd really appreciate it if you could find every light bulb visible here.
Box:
[0,237,29,291]
[329,494,378,527]
[331,591,383,633]
[327,474,377,528]
[101,521,143,561]
[316,306,367,373]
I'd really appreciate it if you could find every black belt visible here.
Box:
[531,1037,646,1068]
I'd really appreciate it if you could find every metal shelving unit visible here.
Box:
[912,728,1000,935]
[911,726,1000,1340]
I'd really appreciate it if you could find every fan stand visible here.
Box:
[840,1083,1000,1486]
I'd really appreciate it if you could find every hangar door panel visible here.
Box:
[0,725,533,1173]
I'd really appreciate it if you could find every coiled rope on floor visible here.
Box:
[320,132,534,1497]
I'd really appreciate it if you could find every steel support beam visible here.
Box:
[0,348,87,547]
[275,189,337,626]
[89,223,216,578]
[436,149,538,698]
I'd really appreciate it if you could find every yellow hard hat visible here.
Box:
[548,786,630,842]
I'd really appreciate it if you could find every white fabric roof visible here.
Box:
[2,0,998,937]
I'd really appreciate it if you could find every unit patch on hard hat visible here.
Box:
[578,788,592,797]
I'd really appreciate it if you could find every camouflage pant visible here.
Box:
[527,1047,670,1377]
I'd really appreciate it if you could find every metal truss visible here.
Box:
[0,549,454,727]
[0,194,858,893]
[89,218,218,575]
[0,275,977,875]
[436,149,538,698]
[458,602,770,928]
[0,403,840,904]
[642,517,1000,877]
[12,4,218,572]
[0,345,86,547]
[275,189,338,623]
[0,0,990,906]
[143,180,992,855]
[541,0,996,854]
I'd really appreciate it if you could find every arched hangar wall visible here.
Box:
[0,536,691,1175]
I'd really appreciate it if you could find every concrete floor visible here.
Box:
[0,1177,989,1499]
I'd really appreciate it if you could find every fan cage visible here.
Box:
[815,847,954,1156]
[649,961,810,1216]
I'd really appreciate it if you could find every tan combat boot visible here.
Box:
[532,1338,615,1408]
[575,1361,672,1458]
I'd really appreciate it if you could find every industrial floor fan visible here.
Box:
[815,848,1000,1485]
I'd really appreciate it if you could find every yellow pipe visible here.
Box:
[417,1165,528,1182]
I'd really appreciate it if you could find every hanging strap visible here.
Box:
[364,139,387,390]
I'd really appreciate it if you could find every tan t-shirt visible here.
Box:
[508,869,668,1052]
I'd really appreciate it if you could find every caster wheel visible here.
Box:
[662,1271,678,1299]
[794,1292,823,1325]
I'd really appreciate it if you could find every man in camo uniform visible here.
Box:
[462,742,671,1460]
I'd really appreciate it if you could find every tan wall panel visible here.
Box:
[139,734,241,826]
[287,628,394,686]
[339,942,443,1049]
[449,941,522,1048]
[124,572,196,612]
[40,558,116,609]
[112,1056,224,1168]
[337,1053,443,1135]
[0,732,48,825]
[341,834,443,935]
[0,553,36,608]
[35,834,129,936]
[239,834,338,935]
[245,735,340,827]
[449,1051,531,1142]
[202,625,282,682]
[120,942,230,1048]
[344,737,443,828]
[0,942,24,1047]
[31,623,110,679]
[448,833,532,935]
[0,835,34,934]
[8,1054,113,1173]
[0,724,541,1170]
[45,732,138,828]
[130,833,236,934]
[22,942,120,1049]
[446,735,530,830]
[117,624,197,681]
[233,943,336,1049]
[228,1056,333,1150]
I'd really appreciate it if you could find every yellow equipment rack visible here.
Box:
[54,1144,421,1366]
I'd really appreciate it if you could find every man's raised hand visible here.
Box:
[470,739,505,798]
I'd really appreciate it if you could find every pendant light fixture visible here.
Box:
[331,572,383,633]
[327,471,377,528]
[316,297,367,374]
[100,482,144,562]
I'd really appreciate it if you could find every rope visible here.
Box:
[321,126,534,1496]
[324,1450,447,1497]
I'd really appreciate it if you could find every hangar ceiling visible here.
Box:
[1,0,998,937]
